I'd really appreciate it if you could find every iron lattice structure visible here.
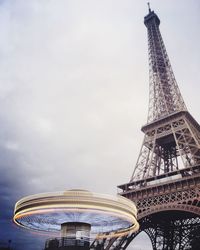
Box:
[91,6,200,250]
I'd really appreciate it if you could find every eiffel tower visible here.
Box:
[91,4,200,250]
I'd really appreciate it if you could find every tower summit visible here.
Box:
[144,4,186,124]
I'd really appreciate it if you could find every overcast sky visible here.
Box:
[0,0,199,250]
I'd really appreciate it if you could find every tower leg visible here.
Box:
[141,213,200,250]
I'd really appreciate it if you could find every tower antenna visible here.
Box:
[147,2,151,13]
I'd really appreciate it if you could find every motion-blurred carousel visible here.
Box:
[14,189,139,249]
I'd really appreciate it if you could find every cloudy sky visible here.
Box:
[0,0,199,249]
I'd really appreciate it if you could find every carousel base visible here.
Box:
[44,237,90,250]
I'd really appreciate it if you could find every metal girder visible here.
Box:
[131,112,200,182]
[91,213,200,250]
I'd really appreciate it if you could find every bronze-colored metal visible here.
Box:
[91,6,200,250]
